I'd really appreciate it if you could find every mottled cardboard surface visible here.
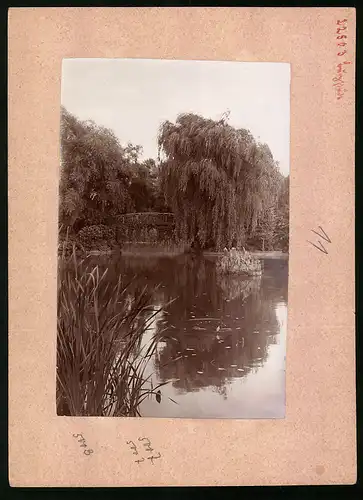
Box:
[8,7,356,486]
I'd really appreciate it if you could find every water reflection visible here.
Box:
[68,253,288,418]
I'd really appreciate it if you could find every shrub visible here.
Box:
[216,248,262,276]
[77,224,117,252]
[148,227,158,242]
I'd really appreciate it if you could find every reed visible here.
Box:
[56,251,170,416]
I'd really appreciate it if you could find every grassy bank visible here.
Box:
[59,228,288,260]
[204,250,288,259]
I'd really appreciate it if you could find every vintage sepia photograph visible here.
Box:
[57,58,290,419]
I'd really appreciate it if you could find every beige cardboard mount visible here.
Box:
[8,7,356,486]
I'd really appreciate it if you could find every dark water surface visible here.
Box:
[87,253,288,419]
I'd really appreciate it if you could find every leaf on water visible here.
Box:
[156,390,161,404]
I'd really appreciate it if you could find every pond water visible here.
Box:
[90,253,288,419]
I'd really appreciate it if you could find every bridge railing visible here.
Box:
[116,212,175,227]
[114,212,175,243]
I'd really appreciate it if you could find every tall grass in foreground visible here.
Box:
[57,251,171,416]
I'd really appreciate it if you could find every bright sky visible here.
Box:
[61,58,290,176]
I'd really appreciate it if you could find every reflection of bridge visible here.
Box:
[115,212,175,241]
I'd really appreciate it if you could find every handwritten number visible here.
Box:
[307,240,328,255]
[73,433,93,455]
[147,453,161,465]
[129,438,161,465]
[337,19,347,25]
[308,226,331,254]
[311,226,331,243]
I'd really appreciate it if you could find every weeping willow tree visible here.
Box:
[158,112,282,250]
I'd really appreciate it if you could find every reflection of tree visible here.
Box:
[217,274,261,302]
[261,258,289,304]
[67,254,287,401]
[125,255,282,396]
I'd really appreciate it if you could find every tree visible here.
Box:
[158,112,281,250]
[253,206,277,251]
[274,175,289,251]
[59,107,141,233]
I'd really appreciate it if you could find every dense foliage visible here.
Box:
[77,224,117,252]
[217,248,262,276]
[59,108,165,235]
[158,113,285,250]
[249,175,289,251]
[59,107,289,252]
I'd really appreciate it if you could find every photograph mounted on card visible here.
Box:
[58,58,290,420]
[8,7,355,487]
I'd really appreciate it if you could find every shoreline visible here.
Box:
[60,247,288,259]
[203,250,288,259]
